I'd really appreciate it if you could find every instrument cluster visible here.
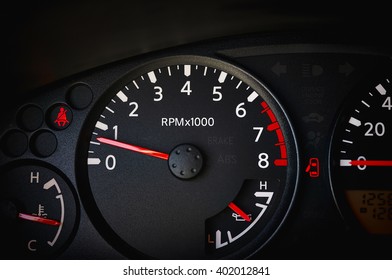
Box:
[1,30,391,259]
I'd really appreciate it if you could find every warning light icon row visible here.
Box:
[17,103,73,132]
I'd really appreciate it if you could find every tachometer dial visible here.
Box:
[77,56,298,259]
[329,67,392,235]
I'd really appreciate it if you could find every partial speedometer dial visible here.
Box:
[329,67,392,235]
[77,56,298,259]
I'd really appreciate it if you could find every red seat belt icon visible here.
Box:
[54,107,69,127]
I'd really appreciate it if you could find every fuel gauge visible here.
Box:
[0,161,78,259]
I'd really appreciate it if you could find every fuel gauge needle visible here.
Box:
[97,137,169,160]
[228,202,251,222]
[18,213,61,226]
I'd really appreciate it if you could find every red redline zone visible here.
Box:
[261,101,287,166]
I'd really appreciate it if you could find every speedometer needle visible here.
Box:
[97,137,169,160]
[228,202,251,222]
[18,213,61,226]
[349,160,392,166]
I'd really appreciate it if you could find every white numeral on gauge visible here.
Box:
[212,86,222,101]
[258,153,269,169]
[236,102,246,118]
[181,81,192,95]
[154,86,163,101]
[129,102,139,117]
[364,122,385,137]
[105,155,116,170]
[253,127,264,142]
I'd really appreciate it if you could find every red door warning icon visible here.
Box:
[305,157,320,178]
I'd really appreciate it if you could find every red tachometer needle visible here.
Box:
[228,202,251,222]
[18,213,61,226]
[97,137,169,160]
[350,160,392,167]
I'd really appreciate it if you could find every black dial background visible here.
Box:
[77,56,298,259]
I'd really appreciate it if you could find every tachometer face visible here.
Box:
[329,67,392,235]
[78,56,298,259]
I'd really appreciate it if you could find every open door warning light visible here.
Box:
[305,157,319,178]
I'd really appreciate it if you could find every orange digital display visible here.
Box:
[345,190,392,234]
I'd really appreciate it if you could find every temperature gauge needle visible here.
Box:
[97,137,169,160]
[18,213,61,226]
[228,202,251,222]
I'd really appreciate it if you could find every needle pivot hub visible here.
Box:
[168,144,203,179]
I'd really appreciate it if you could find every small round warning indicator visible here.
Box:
[47,104,73,130]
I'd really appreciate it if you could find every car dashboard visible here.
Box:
[1,3,391,260]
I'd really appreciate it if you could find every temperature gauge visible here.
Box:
[0,161,78,259]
